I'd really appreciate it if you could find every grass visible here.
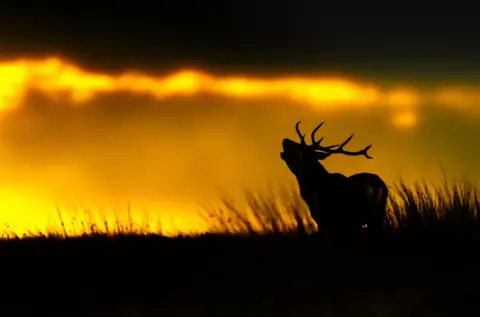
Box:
[202,176,480,235]
[3,176,478,239]
[1,176,480,316]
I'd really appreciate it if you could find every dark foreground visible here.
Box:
[1,228,480,317]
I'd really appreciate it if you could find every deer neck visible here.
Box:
[295,162,330,192]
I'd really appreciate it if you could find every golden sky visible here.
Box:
[0,57,479,236]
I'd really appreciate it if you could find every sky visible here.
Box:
[0,1,479,235]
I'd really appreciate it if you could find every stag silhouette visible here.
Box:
[280,121,388,233]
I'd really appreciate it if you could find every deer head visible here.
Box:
[280,121,373,178]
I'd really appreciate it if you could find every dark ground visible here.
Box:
[1,228,480,317]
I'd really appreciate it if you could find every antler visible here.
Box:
[295,121,307,146]
[295,121,374,159]
[295,121,339,149]
[309,122,340,150]
[324,134,374,159]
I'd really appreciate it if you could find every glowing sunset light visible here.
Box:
[0,56,479,238]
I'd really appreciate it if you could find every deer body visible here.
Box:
[280,122,388,232]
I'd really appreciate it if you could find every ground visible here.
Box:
[1,227,480,317]
[1,178,479,316]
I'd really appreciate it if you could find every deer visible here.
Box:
[280,121,388,234]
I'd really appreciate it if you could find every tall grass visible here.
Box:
[3,176,479,239]
[389,177,479,229]
[203,177,480,235]
[200,185,316,235]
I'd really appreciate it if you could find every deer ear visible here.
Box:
[314,151,330,160]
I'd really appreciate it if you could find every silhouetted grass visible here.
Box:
[2,177,480,316]
[3,176,477,239]
[389,177,479,229]
[203,177,480,235]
